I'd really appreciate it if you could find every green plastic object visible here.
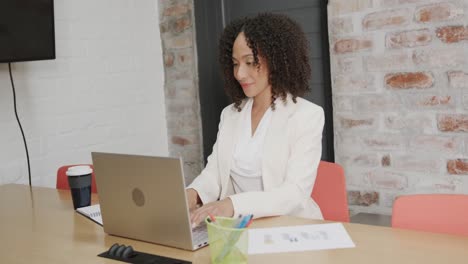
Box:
[206,217,248,264]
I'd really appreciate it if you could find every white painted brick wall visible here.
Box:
[329,0,468,215]
[0,0,168,187]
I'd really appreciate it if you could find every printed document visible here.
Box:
[76,204,103,226]
[248,223,355,254]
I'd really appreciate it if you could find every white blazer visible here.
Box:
[188,94,324,220]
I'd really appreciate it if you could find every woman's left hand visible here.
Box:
[190,198,234,228]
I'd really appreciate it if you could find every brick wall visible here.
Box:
[329,0,468,215]
[0,0,168,187]
[158,0,203,184]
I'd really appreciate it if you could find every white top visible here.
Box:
[66,165,93,177]
[188,94,324,219]
[230,99,272,194]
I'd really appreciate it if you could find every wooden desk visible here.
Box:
[1,184,468,264]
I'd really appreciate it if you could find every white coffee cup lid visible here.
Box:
[66,165,93,176]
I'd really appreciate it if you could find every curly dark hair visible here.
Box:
[218,13,311,111]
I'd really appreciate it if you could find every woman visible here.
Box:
[187,13,324,227]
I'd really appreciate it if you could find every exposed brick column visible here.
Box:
[158,0,203,184]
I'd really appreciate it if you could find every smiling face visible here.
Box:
[232,32,271,102]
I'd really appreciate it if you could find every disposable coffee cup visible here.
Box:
[66,165,93,209]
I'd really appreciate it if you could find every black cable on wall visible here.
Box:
[8,62,32,186]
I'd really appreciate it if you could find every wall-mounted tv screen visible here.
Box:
[0,0,55,63]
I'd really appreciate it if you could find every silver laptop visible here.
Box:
[91,152,208,251]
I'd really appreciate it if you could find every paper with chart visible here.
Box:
[76,204,103,226]
[248,223,355,254]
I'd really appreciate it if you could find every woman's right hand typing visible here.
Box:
[186,188,201,212]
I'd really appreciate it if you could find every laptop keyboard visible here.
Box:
[192,223,208,248]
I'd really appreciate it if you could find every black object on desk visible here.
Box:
[350,213,392,227]
[98,243,191,264]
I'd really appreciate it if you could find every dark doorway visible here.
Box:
[194,0,334,163]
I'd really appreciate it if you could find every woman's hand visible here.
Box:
[186,188,201,212]
[190,198,234,228]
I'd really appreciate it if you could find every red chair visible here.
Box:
[392,194,468,236]
[311,161,350,222]
[56,164,98,193]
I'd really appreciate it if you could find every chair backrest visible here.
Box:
[311,161,350,222]
[392,194,468,236]
[56,164,98,193]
